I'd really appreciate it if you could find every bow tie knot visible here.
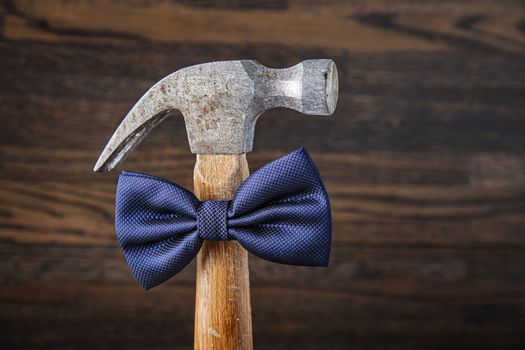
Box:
[197,200,230,241]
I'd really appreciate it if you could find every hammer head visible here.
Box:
[94,59,338,172]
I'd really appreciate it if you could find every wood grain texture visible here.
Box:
[194,155,252,349]
[0,0,524,349]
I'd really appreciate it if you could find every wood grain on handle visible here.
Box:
[193,154,253,350]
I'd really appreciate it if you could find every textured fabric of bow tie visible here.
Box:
[115,148,332,290]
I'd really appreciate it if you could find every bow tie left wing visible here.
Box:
[228,148,332,267]
[115,172,202,289]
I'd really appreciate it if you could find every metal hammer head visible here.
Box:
[94,59,338,172]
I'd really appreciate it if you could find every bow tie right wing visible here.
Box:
[228,148,332,267]
[115,171,202,290]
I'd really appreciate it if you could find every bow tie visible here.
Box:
[115,148,332,289]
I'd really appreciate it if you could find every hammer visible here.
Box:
[94,59,338,349]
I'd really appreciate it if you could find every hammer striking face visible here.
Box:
[94,59,338,172]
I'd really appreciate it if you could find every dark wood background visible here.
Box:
[1,0,525,349]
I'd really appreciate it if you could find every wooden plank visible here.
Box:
[1,175,524,247]
[1,282,524,350]
[3,1,524,53]
[3,238,525,289]
[0,44,523,155]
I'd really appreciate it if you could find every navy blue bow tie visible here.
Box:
[115,148,332,289]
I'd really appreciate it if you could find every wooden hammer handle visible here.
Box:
[193,154,253,350]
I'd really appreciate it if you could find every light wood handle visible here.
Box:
[193,154,253,350]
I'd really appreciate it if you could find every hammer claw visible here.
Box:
[93,111,172,172]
